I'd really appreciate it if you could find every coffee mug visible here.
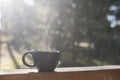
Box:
[22,51,60,72]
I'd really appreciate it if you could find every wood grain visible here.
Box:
[0,66,120,80]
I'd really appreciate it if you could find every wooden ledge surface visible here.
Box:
[0,65,120,75]
[0,66,120,80]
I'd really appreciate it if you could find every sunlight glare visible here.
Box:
[0,0,13,7]
[0,12,1,30]
[24,0,35,7]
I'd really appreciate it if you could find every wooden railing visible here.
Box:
[0,66,120,80]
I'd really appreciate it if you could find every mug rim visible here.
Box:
[29,50,60,54]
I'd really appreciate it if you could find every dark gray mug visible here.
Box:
[22,51,60,72]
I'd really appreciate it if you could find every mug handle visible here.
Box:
[22,52,35,67]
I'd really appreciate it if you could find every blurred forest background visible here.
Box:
[0,0,120,69]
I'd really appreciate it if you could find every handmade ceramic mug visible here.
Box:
[22,51,60,72]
